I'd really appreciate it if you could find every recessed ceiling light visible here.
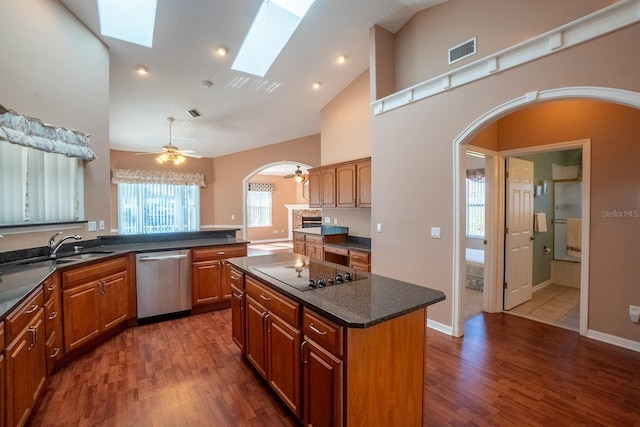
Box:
[214,46,228,57]
[312,82,322,90]
[135,65,150,75]
[336,54,349,65]
[201,80,213,88]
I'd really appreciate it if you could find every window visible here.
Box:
[0,142,82,225]
[117,182,200,234]
[466,169,485,239]
[247,190,272,227]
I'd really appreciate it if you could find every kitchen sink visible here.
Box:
[16,250,115,266]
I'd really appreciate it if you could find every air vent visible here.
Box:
[448,37,476,64]
[187,108,202,118]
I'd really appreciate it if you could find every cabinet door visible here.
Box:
[245,295,267,377]
[192,260,222,306]
[356,160,371,207]
[293,232,306,255]
[63,281,101,352]
[303,339,343,427]
[0,352,4,427]
[231,284,245,352]
[222,261,233,300]
[267,313,302,417]
[101,271,129,332]
[320,168,336,207]
[6,309,46,427]
[307,169,322,208]
[307,243,324,260]
[336,164,356,208]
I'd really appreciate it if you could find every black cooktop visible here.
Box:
[254,259,363,291]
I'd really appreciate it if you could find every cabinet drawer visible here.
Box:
[229,266,245,289]
[44,297,60,339]
[303,309,343,358]
[43,274,59,301]
[305,234,323,244]
[62,256,128,289]
[192,244,247,261]
[46,330,62,373]
[246,277,300,326]
[349,250,370,263]
[5,288,44,343]
[293,233,305,243]
[324,246,348,256]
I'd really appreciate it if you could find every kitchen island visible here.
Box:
[228,252,445,426]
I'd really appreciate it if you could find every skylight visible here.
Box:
[232,0,316,77]
[97,0,157,48]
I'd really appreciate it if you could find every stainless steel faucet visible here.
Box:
[49,232,82,258]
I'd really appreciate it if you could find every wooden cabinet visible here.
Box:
[310,158,371,209]
[308,167,336,208]
[5,288,46,427]
[293,232,306,255]
[302,309,343,427]
[348,250,370,272]
[293,232,347,259]
[355,158,371,208]
[305,235,324,260]
[244,277,301,417]
[43,273,62,374]
[191,244,247,312]
[62,256,129,353]
[228,265,246,353]
[0,323,4,427]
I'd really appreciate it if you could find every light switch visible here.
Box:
[376,223,382,233]
[98,220,105,230]
[88,221,96,232]
[431,227,441,239]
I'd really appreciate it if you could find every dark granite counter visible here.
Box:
[292,225,348,235]
[228,253,445,328]
[0,229,247,321]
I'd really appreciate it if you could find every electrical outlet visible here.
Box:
[630,305,640,323]
[431,227,441,239]
[376,223,382,233]
[98,220,105,230]
[231,214,235,220]
[325,217,330,224]
[88,221,96,232]
[333,218,338,225]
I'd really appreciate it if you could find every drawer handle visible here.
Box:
[259,294,271,302]
[217,251,226,255]
[309,323,327,336]
[49,311,58,320]
[47,284,57,291]
[25,304,39,314]
[50,347,60,359]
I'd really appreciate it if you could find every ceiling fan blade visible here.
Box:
[134,152,159,156]
[283,174,295,179]
[182,152,202,158]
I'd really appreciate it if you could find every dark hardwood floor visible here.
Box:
[28,311,640,426]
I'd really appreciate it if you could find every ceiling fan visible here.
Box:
[135,117,202,165]
[284,165,308,183]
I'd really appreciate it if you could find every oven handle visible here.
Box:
[138,254,188,261]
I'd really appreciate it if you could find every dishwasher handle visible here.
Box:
[138,254,188,261]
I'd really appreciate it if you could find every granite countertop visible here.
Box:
[0,230,247,321]
[228,253,445,328]
[293,226,371,253]
[292,225,348,235]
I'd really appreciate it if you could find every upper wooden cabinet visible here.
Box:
[309,157,371,209]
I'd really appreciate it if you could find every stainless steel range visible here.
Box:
[254,258,363,291]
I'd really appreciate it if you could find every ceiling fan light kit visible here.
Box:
[140,117,202,165]
[284,165,308,183]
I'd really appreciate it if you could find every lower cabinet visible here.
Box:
[245,277,302,418]
[348,250,370,272]
[191,244,247,311]
[229,266,246,353]
[5,289,46,427]
[62,256,129,353]
[43,273,63,374]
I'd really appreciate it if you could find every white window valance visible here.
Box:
[0,105,96,161]
[111,169,206,187]
[248,182,275,192]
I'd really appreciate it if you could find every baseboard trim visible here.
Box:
[427,318,453,335]
[587,329,640,353]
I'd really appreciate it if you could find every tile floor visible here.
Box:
[507,283,580,331]
[247,241,293,257]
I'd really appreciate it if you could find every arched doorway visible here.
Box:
[241,160,313,241]
[452,87,640,338]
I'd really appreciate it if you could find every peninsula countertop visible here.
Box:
[228,252,445,328]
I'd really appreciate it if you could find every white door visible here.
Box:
[504,157,534,310]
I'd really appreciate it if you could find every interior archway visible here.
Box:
[452,87,640,338]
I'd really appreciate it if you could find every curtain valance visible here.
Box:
[248,182,275,192]
[0,105,96,161]
[111,169,206,187]
[466,168,485,182]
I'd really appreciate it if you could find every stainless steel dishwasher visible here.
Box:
[136,250,191,321]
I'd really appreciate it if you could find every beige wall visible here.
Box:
[320,70,372,165]
[372,0,640,342]
[395,0,618,90]
[247,174,302,241]
[212,134,321,229]
[0,0,110,251]
[109,150,216,231]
